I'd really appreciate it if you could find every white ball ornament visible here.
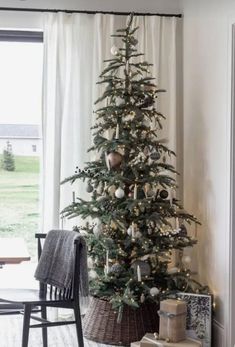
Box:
[93,219,102,236]
[135,231,142,238]
[93,224,102,236]
[150,287,160,297]
[127,226,132,236]
[182,255,192,265]
[87,257,94,269]
[115,187,125,199]
[111,45,118,55]
[89,269,98,279]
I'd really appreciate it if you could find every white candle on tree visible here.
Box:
[131,222,135,238]
[137,265,141,282]
[105,152,110,171]
[106,250,109,274]
[134,184,137,199]
[72,191,75,203]
[115,124,120,139]
[175,217,179,229]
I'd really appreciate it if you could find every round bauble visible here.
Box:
[179,224,188,236]
[107,151,123,169]
[182,255,192,264]
[108,185,116,196]
[160,189,169,199]
[93,220,102,236]
[87,257,94,268]
[110,220,118,230]
[131,260,151,277]
[115,187,125,199]
[109,263,123,274]
[137,188,146,199]
[89,269,98,279]
[150,287,160,296]
[86,183,93,193]
[127,226,132,236]
[129,37,138,46]
[135,231,142,238]
[150,152,161,160]
[110,45,118,55]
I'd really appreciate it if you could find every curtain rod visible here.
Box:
[0,7,182,18]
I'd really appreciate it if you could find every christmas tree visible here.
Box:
[62,15,207,316]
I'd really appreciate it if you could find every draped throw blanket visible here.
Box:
[35,229,89,298]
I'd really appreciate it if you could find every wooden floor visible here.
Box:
[0,314,111,347]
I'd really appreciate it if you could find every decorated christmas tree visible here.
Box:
[62,15,207,319]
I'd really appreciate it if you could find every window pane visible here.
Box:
[0,41,43,261]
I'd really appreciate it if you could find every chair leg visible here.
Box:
[41,306,48,347]
[22,304,31,347]
[73,303,84,347]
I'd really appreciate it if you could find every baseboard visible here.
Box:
[213,319,225,347]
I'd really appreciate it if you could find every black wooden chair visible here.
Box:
[0,232,85,347]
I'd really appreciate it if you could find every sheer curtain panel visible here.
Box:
[41,12,182,232]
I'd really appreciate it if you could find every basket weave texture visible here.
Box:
[83,297,159,346]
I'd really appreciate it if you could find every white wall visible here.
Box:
[182,0,235,346]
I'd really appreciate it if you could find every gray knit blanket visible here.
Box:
[34,229,89,297]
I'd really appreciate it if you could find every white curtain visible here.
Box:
[41,12,182,233]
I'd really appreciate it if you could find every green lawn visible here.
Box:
[0,155,40,260]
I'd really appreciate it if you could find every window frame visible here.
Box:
[0,30,43,43]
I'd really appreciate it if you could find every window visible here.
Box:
[0,31,43,261]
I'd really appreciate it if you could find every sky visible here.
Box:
[0,41,43,125]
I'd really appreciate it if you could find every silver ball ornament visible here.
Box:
[109,263,123,274]
[150,287,160,296]
[86,183,93,193]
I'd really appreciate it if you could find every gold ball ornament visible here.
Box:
[182,255,192,265]
[107,151,123,169]
[108,185,116,197]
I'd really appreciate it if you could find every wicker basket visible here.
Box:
[83,297,159,346]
